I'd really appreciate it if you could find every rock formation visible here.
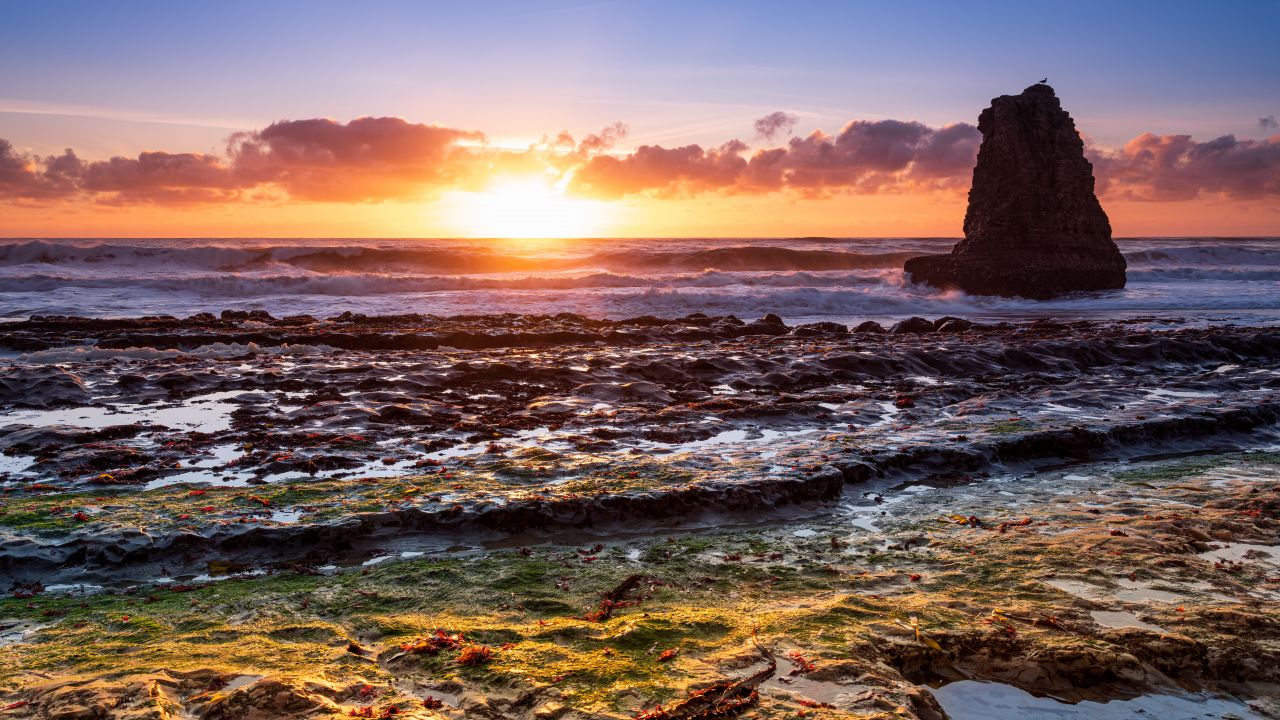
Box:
[904,83,1126,298]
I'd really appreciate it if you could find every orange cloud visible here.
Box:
[570,140,750,198]
[0,140,82,201]
[568,120,981,198]
[80,151,245,205]
[755,120,980,194]
[1090,132,1280,201]
[228,117,484,201]
[3,116,1278,211]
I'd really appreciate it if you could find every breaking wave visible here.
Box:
[1,237,1277,323]
[0,239,919,274]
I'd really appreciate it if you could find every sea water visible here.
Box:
[1,236,1277,325]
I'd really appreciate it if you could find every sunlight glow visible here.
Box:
[444,175,612,238]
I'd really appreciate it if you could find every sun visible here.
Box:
[443,175,612,238]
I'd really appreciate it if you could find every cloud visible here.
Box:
[1091,132,1280,201]
[764,120,980,194]
[1261,115,1278,130]
[227,116,484,201]
[2,114,1276,207]
[4,116,490,205]
[0,140,83,201]
[80,151,244,204]
[570,119,980,197]
[753,111,798,142]
[908,123,985,181]
[570,140,749,198]
[576,121,628,154]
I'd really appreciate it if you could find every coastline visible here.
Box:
[1,311,1278,717]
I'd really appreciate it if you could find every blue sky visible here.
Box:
[3,0,1278,158]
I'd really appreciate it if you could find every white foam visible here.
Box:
[2,237,1278,324]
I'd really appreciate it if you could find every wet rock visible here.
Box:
[904,84,1126,299]
[853,321,886,333]
[740,314,790,335]
[934,317,974,333]
[220,309,277,323]
[21,672,211,720]
[200,677,340,720]
[711,316,746,336]
[891,317,936,334]
[0,424,86,451]
[613,382,675,403]
[370,404,434,425]
[115,373,147,388]
[0,367,90,408]
[49,705,103,720]
[793,321,848,336]
[276,314,317,326]
[533,700,570,719]
[0,336,50,351]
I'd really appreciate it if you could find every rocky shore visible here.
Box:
[1,310,1278,718]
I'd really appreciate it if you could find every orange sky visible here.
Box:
[4,2,1278,239]
[4,116,1278,239]
[3,178,1276,239]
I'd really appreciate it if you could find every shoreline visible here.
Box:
[2,311,1279,718]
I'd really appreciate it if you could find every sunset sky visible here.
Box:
[2,0,1278,238]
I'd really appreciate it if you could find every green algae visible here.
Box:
[0,453,705,537]
[3,453,1278,717]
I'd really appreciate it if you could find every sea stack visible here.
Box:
[904,83,1126,299]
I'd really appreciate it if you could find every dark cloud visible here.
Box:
[1,117,490,205]
[1091,133,1280,201]
[1,115,1275,206]
[909,123,984,181]
[769,120,977,193]
[753,111,798,142]
[571,120,980,197]
[571,140,748,198]
[227,116,484,201]
[0,140,84,201]
[80,151,243,204]
[1261,115,1279,130]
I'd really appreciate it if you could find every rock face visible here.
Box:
[904,84,1126,299]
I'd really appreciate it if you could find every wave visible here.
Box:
[3,238,1277,324]
[1126,268,1280,282]
[460,285,1280,321]
[1123,244,1280,268]
[6,239,1280,276]
[0,240,921,274]
[585,247,920,272]
[0,269,901,296]
[4,264,1275,298]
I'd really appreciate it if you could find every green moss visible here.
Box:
[986,419,1034,434]
[1112,458,1221,482]
[4,452,1278,715]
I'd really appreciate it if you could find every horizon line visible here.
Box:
[3,235,1279,242]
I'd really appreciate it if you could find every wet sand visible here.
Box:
[1,311,1278,718]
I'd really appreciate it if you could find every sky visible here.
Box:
[1,0,1278,237]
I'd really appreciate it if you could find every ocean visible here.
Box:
[4,236,1280,718]
[2,236,1278,324]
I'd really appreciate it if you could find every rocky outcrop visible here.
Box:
[905,84,1126,298]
